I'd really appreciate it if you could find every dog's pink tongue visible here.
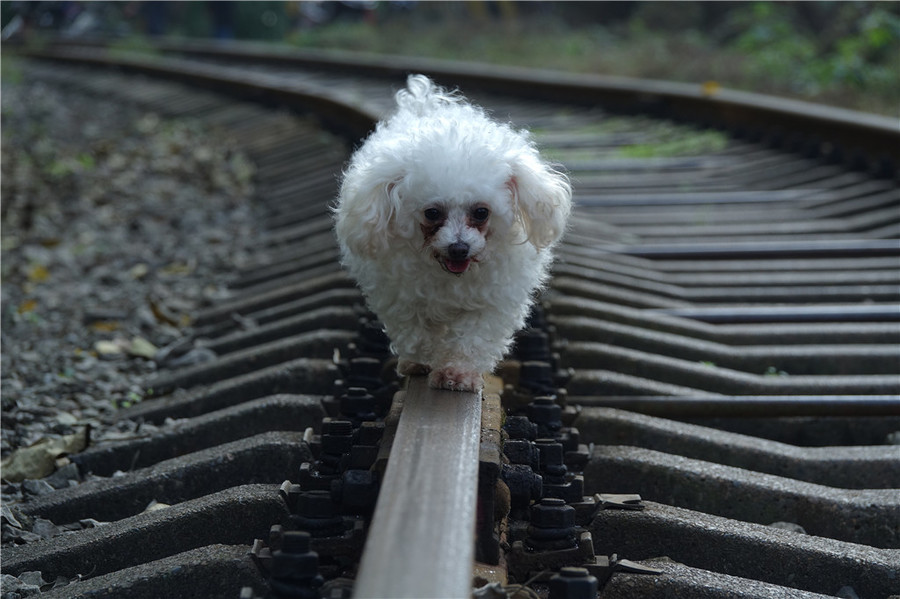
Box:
[446,259,470,274]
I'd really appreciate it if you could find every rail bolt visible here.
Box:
[331,469,379,512]
[514,328,551,362]
[535,438,568,481]
[501,463,543,510]
[504,415,538,440]
[293,490,348,538]
[357,421,384,446]
[298,489,336,516]
[321,420,354,455]
[347,357,383,385]
[530,498,575,529]
[548,567,599,599]
[340,386,377,422]
[503,438,540,470]
[526,498,577,551]
[525,305,549,330]
[529,396,562,435]
[356,318,392,357]
[518,360,557,395]
[270,531,324,596]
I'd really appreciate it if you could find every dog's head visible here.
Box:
[334,79,571,274]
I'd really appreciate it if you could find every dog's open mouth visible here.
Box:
[441,257,471,274]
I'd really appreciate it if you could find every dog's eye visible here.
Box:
[424,208,444,222]
[471,207,490,223]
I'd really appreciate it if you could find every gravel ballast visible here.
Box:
[1,66,263,524]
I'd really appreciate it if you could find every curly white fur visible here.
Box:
[333,75,571,391]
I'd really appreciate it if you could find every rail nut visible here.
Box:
[530,498,576,529]
[527,498,579,551]
[548,567,599,599]
[525,305,550,330]
[319,419,355,473]
[321,419,354,448]
[501,463,543,510]
[347,444,379,470]
[535,439,568,481]
[357,421,385,445]
[518,361,557,396]
[504,415,538,440]
[529,396,563,432]
[346,357,383,387]
[354,318,392,359]
[564,442,590,471]
[296,490,335,518]
[503,438,541,470]
[331,469,379,512]
[543,473,585,505]
[298,461,339,491]
[340,386,378,422]
[270,531,324,591]
[513,328,552,362]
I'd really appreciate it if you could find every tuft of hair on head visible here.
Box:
[394,74,462,117]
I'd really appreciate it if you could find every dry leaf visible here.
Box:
[1,429,89,482]
[26,264,50,283]
[17,299,37,314]
[701,80,721,96]
[142,500,170,513]
[149,299,179,327]
[160,262,192,276]
[94,340,124,355]
[127,336,158,359]
[129,263,149,280]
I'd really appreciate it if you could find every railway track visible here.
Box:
[3,41,899,599]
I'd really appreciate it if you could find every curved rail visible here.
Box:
[21,45,381,140]
[28,36,900,173]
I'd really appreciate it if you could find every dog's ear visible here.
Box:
[508,154,572,250]
[334,177,405,258]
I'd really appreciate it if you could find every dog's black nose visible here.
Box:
[448,242,469,260]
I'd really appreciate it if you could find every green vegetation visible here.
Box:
[618,129,729,159]
[534,117,731,161]
[1,53,24,84]
[3,2,895,115]
[728,2,898,112]
[286,2,899,116]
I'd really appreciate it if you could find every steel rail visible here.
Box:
[19,37,900,171]
[21,46,380,140]
[354,376,482,599]
[652,304,900,324]
[592,239,900,260]
[570,395,900,417]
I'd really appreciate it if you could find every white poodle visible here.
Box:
[333,75,571,392]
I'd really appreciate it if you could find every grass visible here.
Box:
[286,7,898,117]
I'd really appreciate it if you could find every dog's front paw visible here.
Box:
[398,359,431,376]
[428,367,483,392]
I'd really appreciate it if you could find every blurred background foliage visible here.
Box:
[2,1,898,115]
